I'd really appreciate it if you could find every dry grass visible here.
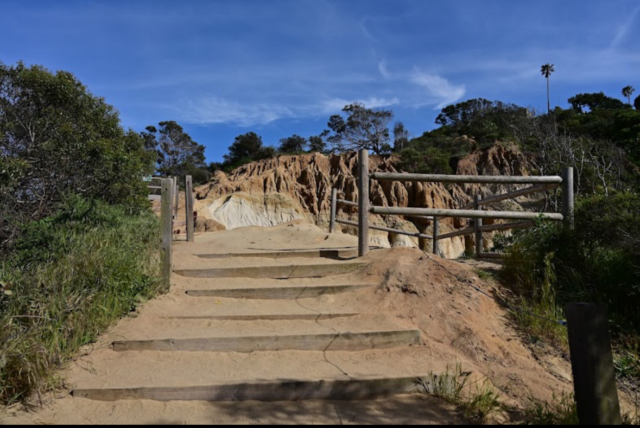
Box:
[417,364,507,423]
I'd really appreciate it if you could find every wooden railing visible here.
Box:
[328,150,622,425]
[328,149,574,258]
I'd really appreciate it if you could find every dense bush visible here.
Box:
[0,62,154,251]
[501,193,640,375]
[397,147,453,174]
[0,198,161,404]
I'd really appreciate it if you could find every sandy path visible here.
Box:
[3,223,473,424]
[3,221,602,424]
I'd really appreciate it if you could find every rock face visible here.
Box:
[195,142,534,258]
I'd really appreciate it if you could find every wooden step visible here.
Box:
[164,313,360,321]
[185,284,373,299]
[111,329,421,352]
[195,248,359,260]
[72,375,424,402]
[173,262,369,279]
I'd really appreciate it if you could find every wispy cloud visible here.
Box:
[321,97,400,114]
[180,97,295,127]
[609,5,640,49]
[378,60,391,79]
[409,69,466,108]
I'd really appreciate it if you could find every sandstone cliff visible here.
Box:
[194,142,535,258]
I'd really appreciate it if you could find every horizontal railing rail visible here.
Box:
[337,199,358,207]
[459,183,557,210]
[369,206,563,221]
[336,219,433,240]
[370,172,563,184]
[328,149,574,259]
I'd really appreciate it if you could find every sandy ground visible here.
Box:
[1,221,634,424]
[1,395,469,425]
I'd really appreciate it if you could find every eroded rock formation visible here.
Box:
[195,142,534,258]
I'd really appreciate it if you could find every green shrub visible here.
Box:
[397,147,453,174]
[0,62,155,251]
[501,192,640,361]
[0,198,161,404]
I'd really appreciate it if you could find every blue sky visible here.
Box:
[1,0,639,162]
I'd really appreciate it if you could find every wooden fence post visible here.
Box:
[562,167,574,229]
[474,194,483,257]
[329,188,337,233]
[185,175,194,243]
[172,176,179,221]
[161,178,173,291]
[565,303,622,425]
[358,149,369,257]
[432,217,439,256]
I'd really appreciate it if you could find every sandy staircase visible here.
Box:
[67,231,436,407]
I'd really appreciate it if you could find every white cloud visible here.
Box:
[609,5,640,49]
[378,60,391,79]
[409,70,466,108]
[320,96,400,114]
[180,97,295,126]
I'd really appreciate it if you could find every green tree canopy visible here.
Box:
[141,120,208,183]
[0,62,153,249]
[308,133,328,153]
[278,134,307,154]
[568,92,628,112]
[326,103,393,154]
[224,132,274,168]
[432,98,529,147]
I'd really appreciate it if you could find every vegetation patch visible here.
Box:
[417,364,507,424]
[500,193,640,384]
[0,198,161,404]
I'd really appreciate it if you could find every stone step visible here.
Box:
[73,375,425,402]
[111,329,421,352]
[195,248,360,260]
[174,262,369,279]
[185,283,373,299]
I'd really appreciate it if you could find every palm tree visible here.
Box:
[541,64,555,114]
[622,86,635,104]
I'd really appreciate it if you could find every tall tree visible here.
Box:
[326,103,393,154]
[308,132,328,153]
[393,122,409,152]
[224,132,274,166]
[141,121,207,182]
[540,63,555,114]
[0,62,153,248]
[278,134,307,154]
[622,86,636,105]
